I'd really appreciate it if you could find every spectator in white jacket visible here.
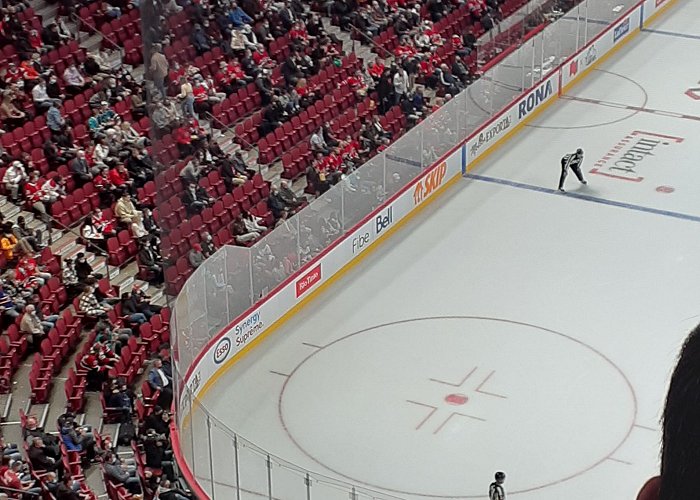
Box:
[243,211,267,233]
[3,161,27,202]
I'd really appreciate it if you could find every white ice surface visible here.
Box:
[185,3,700,499]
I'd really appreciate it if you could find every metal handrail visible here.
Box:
[205,111,256,151]
[204,112,262,175]
[207,111,263,174]
[44,212,113,277]
[349,25,394,60]
[0,484,41,497]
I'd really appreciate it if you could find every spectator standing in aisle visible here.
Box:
[489,472,506,500]
[393,64,410,105]
[178,76,196,119]
[149,44,169,99]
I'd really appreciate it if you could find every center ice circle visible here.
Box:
[279,317,636,498]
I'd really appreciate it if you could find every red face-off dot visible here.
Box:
[445,393,468,405]
[656,185,675,193]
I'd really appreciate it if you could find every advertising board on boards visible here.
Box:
[413,161,447,205]
[295,264,321,298]
[613,17,631,42]
[518,78,554,120]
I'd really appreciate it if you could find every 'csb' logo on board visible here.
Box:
[413,162,447,205]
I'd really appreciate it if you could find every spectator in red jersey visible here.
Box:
[19,59,41,90]
[394,36,417,59]
[3,62,22,84]
[368,58,386,81]
[15,254,51,288]
[294,77,316,107]
[108,164,134,194]
[173,121,194,158]
[27,28,43,52]
[252,43,274,69]
[345,69,370,97]
[80,341,117,390]
[2,459,42,497]
[93,165,117,207]
[289,21,309,48]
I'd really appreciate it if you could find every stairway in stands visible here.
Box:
[1,0,369,496]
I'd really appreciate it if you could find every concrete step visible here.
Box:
[35,2,58,25]
[80,33,104,54]
[0,393,12,422]
[53,232,82,258]
[27,403,50,430]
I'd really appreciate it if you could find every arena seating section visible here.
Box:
[0,0,547,497]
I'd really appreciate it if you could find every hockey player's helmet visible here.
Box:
[576,148,583,155]
[495,472,506,482]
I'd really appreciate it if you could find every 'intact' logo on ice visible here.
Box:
[518,80,553,119]
[590,130,684,182]
[413,162,447,205]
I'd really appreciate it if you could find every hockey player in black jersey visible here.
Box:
[558,148,588,192]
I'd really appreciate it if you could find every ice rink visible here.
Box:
[189,2,700,498]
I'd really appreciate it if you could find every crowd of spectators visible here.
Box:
[0,0,576,495]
